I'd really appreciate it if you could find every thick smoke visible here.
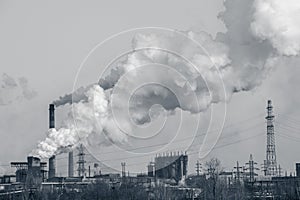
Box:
[32,85,128,158]
[0,73,37,106]
[35,0,300,158]
[52,84,93,106]
[99,0,299,123]
[251,0,300,56]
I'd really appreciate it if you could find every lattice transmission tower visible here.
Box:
[265,100,277,176]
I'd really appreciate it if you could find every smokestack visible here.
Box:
[68,151,74,177]
[48,104,56,179]
[48,156,56,179]
[49,104,55,129]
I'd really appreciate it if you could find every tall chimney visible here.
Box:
[48,104,56,179]
[68,151,74,177]
[49,104,55,129]
[48,156,56,179]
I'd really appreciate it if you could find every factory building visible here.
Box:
[11,156,47,187]
[154,152,188,182]
[10,104,57,186]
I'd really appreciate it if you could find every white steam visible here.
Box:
[251,0,300,56]
[31,85,128,158]
[33,0,300,158]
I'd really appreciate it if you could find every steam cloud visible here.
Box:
[0,73,37,106]
[33,0,300,158]
[251,0,300,56]
[31,85,128,158]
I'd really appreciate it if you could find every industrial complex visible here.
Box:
[0,101,300,199]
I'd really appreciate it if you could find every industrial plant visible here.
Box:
[0,100,300,200]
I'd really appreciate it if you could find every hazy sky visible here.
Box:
[1,0,300,176]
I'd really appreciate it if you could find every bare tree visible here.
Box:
[204,158,223,199]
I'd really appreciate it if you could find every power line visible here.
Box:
[276,132,300,143]
[96,131,265,163]
[38,113,266,175]
[275,121,300,132]
[54,113,265,162]
[85,121,264,159]
[85,123,264,163]
[277,113,300,124]
[191,132,265,155]
[276,126,300,139]
[53,123,265,170]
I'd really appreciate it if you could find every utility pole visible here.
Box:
[196,161,202,176]
[77,144,86,177]
[265,100,277,176]
[234,161,243,199]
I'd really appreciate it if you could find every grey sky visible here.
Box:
[0,0,299,176]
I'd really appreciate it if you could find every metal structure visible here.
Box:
[234,161,242,183]
[77,144,86,177]
[265,100,277,176]
[195,161,202,176]
[245,154,259,182]
[277,165,282,177]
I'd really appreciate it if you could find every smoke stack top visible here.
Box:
[31,85,128,159]
[49,104,55,129]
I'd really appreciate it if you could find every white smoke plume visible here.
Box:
[99,0,300,123]
[251,0,300,56]
[0,73,37,106]
[35,0,300,157]
[31,85,128,158]
[52,84,93,106]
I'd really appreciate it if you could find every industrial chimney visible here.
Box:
[68,151,74,177]
[49,104,55,129]
[48,156,56,179]
[48,104,56,179]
